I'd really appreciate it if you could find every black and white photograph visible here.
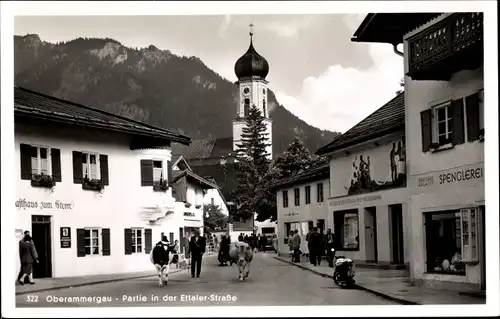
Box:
[1,1,498,318]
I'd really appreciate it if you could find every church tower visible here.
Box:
[233,24,273,160]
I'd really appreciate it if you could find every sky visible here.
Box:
[14,14,404,133]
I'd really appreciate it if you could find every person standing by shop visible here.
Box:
[18,234,38,285]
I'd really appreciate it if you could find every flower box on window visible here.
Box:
[31,173,56,189]
[82,177,105,192]
[153,180,169,192]
[460,208,479,264]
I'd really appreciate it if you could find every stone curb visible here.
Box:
[273,256,421,306]
[16,268,185,296]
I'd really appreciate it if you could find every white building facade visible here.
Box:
[316,94,410,267]
[275,164,330,255]
[351,13,485,291]
[14,87,191,278]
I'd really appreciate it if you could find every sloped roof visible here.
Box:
[351,13,443,44]
[171,155,192,172]
[191,163,239,201]
[14,87,191,145]
[171,137,235,160]
[316,92,404,155]
[172,170,218,190]
[272,163,330,190]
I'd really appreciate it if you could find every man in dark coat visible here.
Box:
[308,227,319,266]
[18,230,37,283]
[189,230,206,278]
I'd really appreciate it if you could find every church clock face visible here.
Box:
[243,87,250,96]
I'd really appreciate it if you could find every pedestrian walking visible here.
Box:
[18,235,38,285]
[189,230,206,278]
[238,233,244,242]
[17,230,37,283]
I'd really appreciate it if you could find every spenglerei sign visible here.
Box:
[15,198,74,210]
[416,163,484,188]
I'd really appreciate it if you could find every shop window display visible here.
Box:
[424,210,476,275]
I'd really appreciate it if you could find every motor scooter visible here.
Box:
[331,248,356,288]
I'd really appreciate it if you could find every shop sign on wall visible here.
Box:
[15,198,74,210]
[416,163,484,189]
[60,227,71,248]
[284,212,299,217]
[329,194,382,207]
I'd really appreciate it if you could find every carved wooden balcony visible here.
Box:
[407,13,483,81]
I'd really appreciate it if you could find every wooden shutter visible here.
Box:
[76,228,86,257]
[102,228,111,256]
[20,144,32,180]
[51,148,62,182]
[145,228,153,253]
[466,93,481,142]
[72,151,83,184]
[169,232,174,243]
[451,99,465,145]
[167,160,173,185]
[420,110,433,152]
[124,228,133,255]
[99,154,109,185]
[140,160,154,186]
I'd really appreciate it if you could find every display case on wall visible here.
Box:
[460,208,479,263]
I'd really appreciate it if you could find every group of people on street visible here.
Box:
[236,232,274,252]
[288,227,337,267]
[17,230,38,285]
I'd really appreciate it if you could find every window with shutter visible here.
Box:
[124,228,133,255]
[420,110,433,152]
[145,228,153,254]
[169,232,174,244]
[51,148,62,182]
[20,144,33,180]
[99,155,109,185]
[140,160,154,186]
[76,228,86,257]
[131,228,144,253]
[466,92,481,142]
[73,151,83,184]
[102,228,111,256]
[451,99,465,145]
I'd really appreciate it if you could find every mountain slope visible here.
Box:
[14,34,340,156]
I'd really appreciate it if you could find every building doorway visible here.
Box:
[31,215,52,278]
[364,207,378,263]
[390,204,405,264]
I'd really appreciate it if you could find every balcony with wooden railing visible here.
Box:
[407,13,483,81]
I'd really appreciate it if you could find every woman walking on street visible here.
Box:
[18,235,38,285]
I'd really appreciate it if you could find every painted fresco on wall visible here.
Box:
[346,138,406,196]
